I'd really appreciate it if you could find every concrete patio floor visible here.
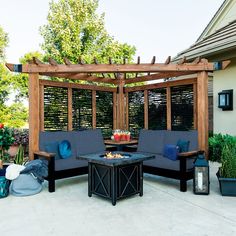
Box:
[1,162,236,236]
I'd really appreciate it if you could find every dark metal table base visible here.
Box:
[88,162,143,205]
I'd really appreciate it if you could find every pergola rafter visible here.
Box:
[5,56,230,160]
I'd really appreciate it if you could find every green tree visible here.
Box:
[0,26,28,128]
[0,26,11,104]
[0,26,8,60]
[40,0,136,64]
[0,103,28,128]
[12,51,45,101]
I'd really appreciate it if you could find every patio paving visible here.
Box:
[1,162,236,236]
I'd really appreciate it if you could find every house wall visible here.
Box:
[199,0,236,40]
[213,57,236,135]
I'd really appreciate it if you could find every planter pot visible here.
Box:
[8,145,19,157]
[0,165,10,198]
[216,170,236,196]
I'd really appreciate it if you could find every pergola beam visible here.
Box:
[41,72,119,85]
[125,77,197,92]
[124,71,194,84]
[6,60,230,74]
[39,79,117,92]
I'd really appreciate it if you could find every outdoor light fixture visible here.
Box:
[193,153,209,195]
[218,89,233,111]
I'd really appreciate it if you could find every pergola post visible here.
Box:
[166,87,172,130]
[144,90,148,129]
[29,73,40,160]
[197,71,209,156]
[68,88,73,131]
[117,74,125,130]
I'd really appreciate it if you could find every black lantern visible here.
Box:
[218,89,233,111]
[193,153,210,195]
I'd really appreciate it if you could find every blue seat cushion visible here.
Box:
[59,140,72,159]
[45,141,60,160]
[137,129,165,154]
[177,139,190,153]
[163,144,180,161]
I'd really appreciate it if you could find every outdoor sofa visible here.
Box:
[34,129,105,192]
[136,129,199,192]
[34,128,199,193]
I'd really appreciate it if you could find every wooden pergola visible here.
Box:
[6,57,230,159]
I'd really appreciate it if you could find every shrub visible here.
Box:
[220,143,236,178]
[208,133,236,162]
[0,123,15,162]
[12,128,29,146]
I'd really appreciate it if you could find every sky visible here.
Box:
[0,0,224,64]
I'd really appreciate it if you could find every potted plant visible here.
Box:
[8,128,29,157]
[216,136,236,196]
[0,123,14,198]
[0,123,15,171]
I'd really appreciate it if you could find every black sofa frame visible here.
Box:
[143,151,199,192]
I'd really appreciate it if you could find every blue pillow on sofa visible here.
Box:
[163,144,180,161]
[59,140,72,159]
[45,141,60,160]
[177,139,190,153]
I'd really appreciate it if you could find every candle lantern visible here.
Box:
[193,153,210,195]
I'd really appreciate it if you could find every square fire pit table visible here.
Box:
[77,152,154,205]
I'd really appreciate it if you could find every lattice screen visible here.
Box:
[148,88,167,130]
[128,91,144,137]
[44,86,68,131]
[171,84,194,130]
[96,91,113,137]
[72,89,92,130]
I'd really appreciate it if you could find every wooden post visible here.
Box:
[166,87,172,130]
[193,83,197,130]
[29,73,40,160]
[144,90,148,129]
[125,92,129,130]
[117,74,125,130]
[113,92,117,130]
[68,88,73,131]
[197,71,209,156]
[39,85,44,131]
[92,90,96,129]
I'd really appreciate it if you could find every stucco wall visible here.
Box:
[213,58,236,135]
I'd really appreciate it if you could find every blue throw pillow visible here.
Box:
[163,144,180,161]
[177,139,190,153]
[59,140,72,159]
[45,141,60,160]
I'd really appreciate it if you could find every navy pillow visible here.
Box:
[59,140,72,159]
[45,141,60,160]
[177,139,190,153]
[163,144,180,161]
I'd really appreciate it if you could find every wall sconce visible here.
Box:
[218,89,233,111]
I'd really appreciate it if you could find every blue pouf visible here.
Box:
[0,175,10,198]
[0,166,10,198]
